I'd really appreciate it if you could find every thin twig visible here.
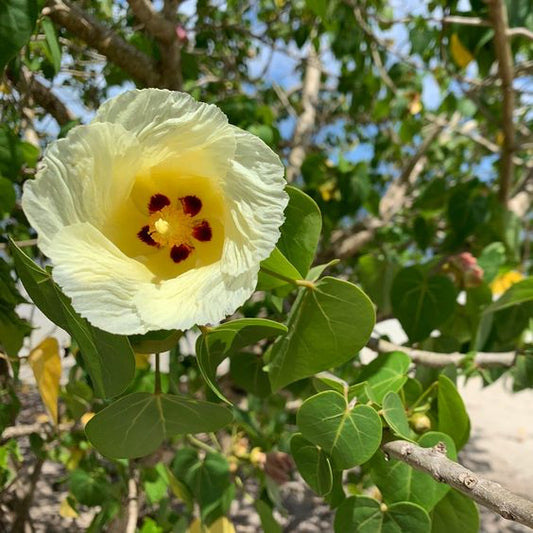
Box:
[367,337,517,368]
[286,43,321,183]
[44,0,160,87]
[125,470,139,533]
[487,0,516,206]
[382,440,533,528]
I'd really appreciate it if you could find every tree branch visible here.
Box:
[125,471,139,533]
[286,44,321,183]
[382,440,533,528]
[367,337,517,368]
[45,0,160,87]
[487,0,516,206]
[9,66,75,126]
[127,0,183,89]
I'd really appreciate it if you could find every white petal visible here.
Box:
[220,127,288,277]
[22,123,140,255]
[48,223,154,335]
[135,264,257,331]
[93,89,236,180]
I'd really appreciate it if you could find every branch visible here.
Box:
[127,0,183,89]
[367,337,517,368]
[9,66,75,127]
[125,472,139,533]
[487,0,516,206]
[506,27,533,41]
[382,440,533,528]
[286,44,321,183]
[45,0,160,87]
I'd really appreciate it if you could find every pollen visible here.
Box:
[137,192,214,264]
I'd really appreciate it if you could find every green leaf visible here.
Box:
[10,240,135,398]
[306,0,328,18]
[230,352,271,398]
[391,266,457,342]
[69,469,109,506]
[0,177,16,216]
[255,500,282,533]
[268,277,375,390]
[41,16,61,74]
[290,433,333,496]
[357,351,411,404]
[85,392,233,458]
[357,254,399,316]
[382,392,411,439]
[370,432,456,511]
[257,247,302,290]
[484,278,533,314]
[431,489,479,533]
[477,242,506,283]
[277,186,321,276]
[129,329,183,354]
[196,318,287,402]
[437,375,470,450]
[334,496,431,533]
[0,0,38,72]
[297,391,382,469]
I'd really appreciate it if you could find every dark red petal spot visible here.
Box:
[137,225,158,247]
[179,195,202,217]
[148,193,171,213]
[170,243,193,263]
[192,220,212,242]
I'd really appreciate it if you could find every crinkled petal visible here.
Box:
[22,123,140,255]
[135,264,257,332]
[93,89,236,180]
[220,127,288,277]
[48,223,154,335]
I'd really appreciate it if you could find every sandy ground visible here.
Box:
[7,307,533,532]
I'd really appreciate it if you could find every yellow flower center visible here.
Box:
[105,171,225,280]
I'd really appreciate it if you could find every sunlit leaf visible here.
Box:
[28,337,61,426]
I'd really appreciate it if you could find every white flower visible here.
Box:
[22,89,287,335]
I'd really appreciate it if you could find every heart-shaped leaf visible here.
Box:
[196,318,287,402]
[391,265,457,342]
[85,392,233,458]
[297,390,382,469]
[358,351,411,404]
[290,433,333,496]
[334,496,431,533]
[268,277,375,391]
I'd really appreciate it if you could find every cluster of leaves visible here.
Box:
[1,0,532,532]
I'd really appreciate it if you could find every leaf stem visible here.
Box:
[154,352,161,395]
[259,266,315,289]
[187,434,218,454]
[409,381,438,411]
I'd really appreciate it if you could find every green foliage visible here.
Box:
[0,0,37,72]
[85,392,233,458]
[268,277,375,390]
[297,390,382,469]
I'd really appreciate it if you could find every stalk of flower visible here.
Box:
[22,89,288,335]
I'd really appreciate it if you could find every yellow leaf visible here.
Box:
[495,130,504,146]
[409,94,422,115]
[274,0,285,7]
[187,517,236,533]
[59,497,78,518]
[134,352,150,369]
[450,33,474,68]
[80,412,95,428]
[28,337,61,426]
[490,270,524,296]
